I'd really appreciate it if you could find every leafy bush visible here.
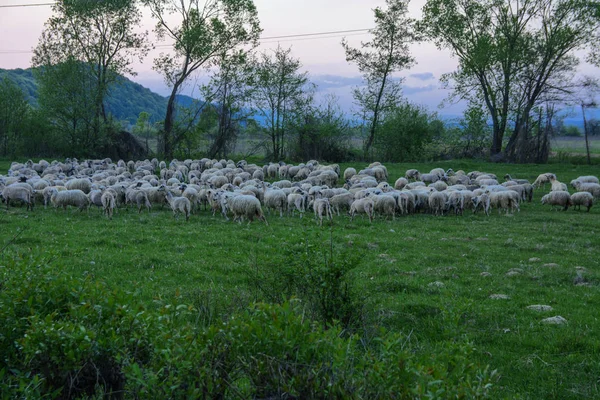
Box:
[247,235,364,330]
[0,253,497,399]
[373,102,442,162]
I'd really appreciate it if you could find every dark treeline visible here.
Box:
[0,0,599,163]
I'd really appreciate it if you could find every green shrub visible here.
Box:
[0,253,497,399]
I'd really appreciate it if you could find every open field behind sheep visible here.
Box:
[1,160,599,398]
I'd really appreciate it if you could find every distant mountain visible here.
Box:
[0,67,197,126]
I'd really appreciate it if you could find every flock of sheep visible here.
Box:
[0,158,598,225]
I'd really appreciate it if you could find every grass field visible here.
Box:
[551,136,600,156]
[1,159,599,398]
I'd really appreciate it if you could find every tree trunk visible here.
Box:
[163,88,179,159]
[582,105,591,165]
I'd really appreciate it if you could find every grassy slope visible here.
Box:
[1,160,599,399]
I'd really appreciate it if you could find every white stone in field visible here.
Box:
[489,294,510,300]
[542,263,559,268]
[526,305,553,312]
[529,257,541,262]
[575,266,587,273]
[428,281,445,288]
[541,316,567,325]
[506,268,523,277]
[480,272,492,277]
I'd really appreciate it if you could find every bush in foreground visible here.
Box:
[0,254,497,399]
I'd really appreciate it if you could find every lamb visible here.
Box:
[101,190,116,219]
[570,191,594,212]
[548,176,568,192]
[533,173,555,189]
[50,189,90,211]
[541,191,572,211]
[165,190,191,221]
[349,197,375,223]
[223,194,268,225]
[1,185,34,211]
[312,198,333,226]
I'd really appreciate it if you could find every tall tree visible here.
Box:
[200,50,254,159]
[36,59,98,156]
[0,78,29,157]
[251,46,312,161]
[142,0,261,159]
[33,0,148,153]
[342,0,417,160]
[421,0,600,161]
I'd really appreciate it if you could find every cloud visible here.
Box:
[409,72,435,81]
[402,84,437,95]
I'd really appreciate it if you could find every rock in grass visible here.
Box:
[529,257,541,262]
[480,272,492,277]
[575,266,587,273]
[428,281,445,288]
[540,316,567,325]
[542,263,559,268]
[489,294,510,300]
[506,268,523,277]
[526,305,553,312]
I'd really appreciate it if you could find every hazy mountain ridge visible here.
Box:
[0,67,196,126]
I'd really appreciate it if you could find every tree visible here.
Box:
[133,111,155,154]
[251,46,312,161]
[374,102,439,162]
[200,50,255,159]
[0,78,30,157]
[342,0,417,160]
[32,0,148,154]
[421,0,600,162]
[574,77,599,164]
[142,0,261,159]
[291,94,351,162]
[36,59,98,156]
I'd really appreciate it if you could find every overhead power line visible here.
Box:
[0,28,373,54]
[0,2,54,8]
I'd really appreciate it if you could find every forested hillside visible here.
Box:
[0,67,194,125]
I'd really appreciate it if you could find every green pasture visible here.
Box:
[1,160,599,398]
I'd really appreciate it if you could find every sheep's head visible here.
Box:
[541,195,548,205]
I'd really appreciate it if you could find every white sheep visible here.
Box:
[570,176,599,188]
[472,193,491,216]
[394,177,408,190]
[287,192,308,218]
[405,169,420,181]
[428,191,447,216]
[101,191,116,219]
[570,191,594,212]
[50,189,90,211]
[223,194,268,225]
[343,167,357,182]
[533,173,555,189]
[264,189,287,217]
[65,178,92,194]
[1,185,34,211]
[350,197,375,223]
[329,192,355,216]
[572,181,600,199]
[371,194,396,220]
[548,175,568,192]
[312,198,333,226]
[165,191,191,221]
[541,191,572,211]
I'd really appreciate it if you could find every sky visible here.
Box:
[0,0,598,119]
